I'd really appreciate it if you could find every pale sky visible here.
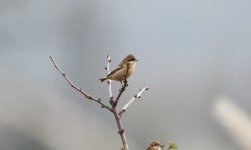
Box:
[1,0,251,150]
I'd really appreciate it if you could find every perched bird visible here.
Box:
[146,141,164,150]
[99,54,137,82]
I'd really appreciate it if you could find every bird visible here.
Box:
[99,54,137,82]
[146,141,164,150]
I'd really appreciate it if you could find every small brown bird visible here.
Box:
[146,141,164,150]
[99,54,137,82]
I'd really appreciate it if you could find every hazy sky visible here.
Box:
[1,0,251,150]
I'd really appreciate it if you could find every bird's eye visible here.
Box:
[128,58,136,61]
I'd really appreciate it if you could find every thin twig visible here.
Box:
[106,55,113,102]
[119,87,149,116]
[50,56,112,112]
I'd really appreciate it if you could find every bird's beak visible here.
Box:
[160,144,165,148]
[136,59,138,61]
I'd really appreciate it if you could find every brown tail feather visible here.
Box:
[99,77,107,82]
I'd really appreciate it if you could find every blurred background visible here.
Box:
[0,0,251,150]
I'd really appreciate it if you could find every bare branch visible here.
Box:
[50,55,148,150]
[50,56,112,112]
[113,108,129,150]
[106,55,113,102]
[119,87,149,116]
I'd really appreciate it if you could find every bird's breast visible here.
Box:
[126,62,136,76]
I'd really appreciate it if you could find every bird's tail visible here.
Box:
[99,77,107,82]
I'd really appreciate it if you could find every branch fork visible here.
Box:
[50,55,148,150]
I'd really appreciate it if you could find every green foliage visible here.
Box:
[166,141,178,150]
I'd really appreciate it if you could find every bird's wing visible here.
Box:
[118,59,126,68]
[107,66,123,77]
